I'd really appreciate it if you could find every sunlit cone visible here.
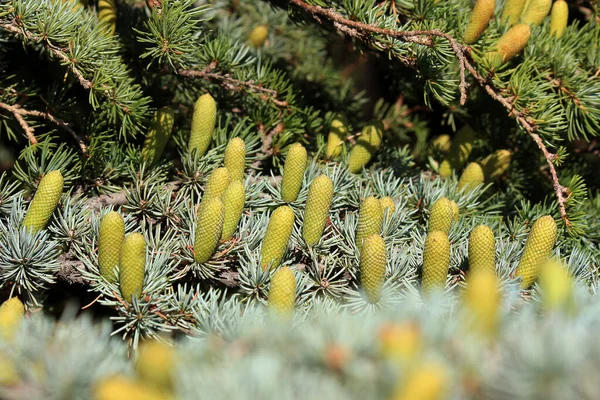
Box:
[141,107,175,165]
[194,197,224,264]
[457,162,485,192]
[480,149,511,181]
[380,196,396,215]
[378,322,422,364]
[449,200,459,223]
[98,211,125,283]
[468,225,496,275]
[0,297,24,342]
[203,167,231,201]
[501,0,527,26]
[464,0,496,44]
[539,259,574,312]
[326,116,347,159]
[520,0,552,26]
[439,125,475,177]
[432,134,451,154]
[422,231,450,292]
[348,121,384,174]
[249,25,268,47]
[355,196,383,252]
[514,215,557,288]
[119,233,146,303]
[360,234,387,304]
[94,376,168,400]
[220,181,245,241]
[268,266,296,317]
[550,0,568,38]
[463,270,501,338]
[485,23,531,67]
[223,137,246,182]
[188,93,217,157]
[261,206,295,270]
[98,0,117,36]
[22,170,64,233]
[302,175,334,246]
[391,361,448,400]
[281,143,307,203]
[0,354,18,386]
[428,197,454,234]
[135,340,175,391]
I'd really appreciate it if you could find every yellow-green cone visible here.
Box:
[480,149,511,181]
[439,126,475,177]
[378,322,422,364]
[457,162,485,192]
[326,116,347,159]
[380,197,396,215]
[520,0,552,26]
[355,196,384,252]
[391,361,448,400]
[538,259,574,312]
[463,270,501,338]
[502,0,527,26]
[94,376,168,400]
[450,200,459,222]
[194,197,224,264]
[514,215,557,288]
[221,181,245,241]
[432,134,451,154]
[223,137,246,182]
[203,167,231,201]
[141,107,175,165]
[188,93,217,157]
[464,0,496,44]
[22,170,64,233]
[261,206,295,270]
[268,266,296,317]
[422,231,451,292]
[249,25,268,47]
[302,175,334,246]
[468,225,495,275]
[98,211,125,283]
[119,233,146,303]
[98,0,116,36]
[348,121,384,174]
[0,354,18,386]
[281,143,307,203]
[485,23,531,67]
[550,0,568,38]
[135,340,175,392]
[360,234,387,303]
[428,197,454,234]
[0,297,24,342]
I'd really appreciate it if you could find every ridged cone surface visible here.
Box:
[486,23,531,67]
[223,137,246,182]
[220,181,245,241]
[464,0,496,44]
[22,170,64,233]
[281,143,307,203]
[261,206,295,270]
[428,197,454,234]
[94,376,168,400]
[514,215,557,288]
[439,126,475,177]
[194,197,224,264]
[432,134,451,154]
[502,0,527,25]
[457,162,485,191]
[203,167,231,201]
[450,200,459,222]
[326,117,347,159]
[98,211,125,283]
[469,225,496,274]
[392,361,448,400]
[520,0,552,26]
[355,196,383,252]
[268,266,296,316]
[480,149,511,181]
[188,93,217,157]
[422,231,451,292]
[360,234,387,304]
[463,270,501,338]
[302,175,334,246]
[348,121,384,174]
[249,25,268,47]
[0,297,24,342]
[380,196,396,214]
[550,0,568,38]
[98,0,116,36]
[119,233,146,303]
[378,322,422,364]
[141,107,175,165]
[539,259,573,312]
[135,341,175,391]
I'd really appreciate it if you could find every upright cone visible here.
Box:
[380,197,396,215]
[520,0,552,26]
[135,340,175,392]
[360,234,387,303]
[463,270,501,338]
[550,0,568,38]
[514,215,557,288]
[194,197,225,264]
[355,196,384,252]
[302,175,334,246]
[141,107,175,165]
[261,206,295,270]
[348,121,384,173]
[502,0,527,26]
[432,135,451,154]
[0,297,24,342]
[22,170,64,233]
[94,376,167,400]
[480,149,511,182]
[469,225,496,275]
[188,93,217,157]
[422,231,451,292]
[326,117,347,159]
[203,167,231,202]
[457,162,485,192]
[223,137,246,182]
[249,25,268,47]
[98,211,125,283]
[539,259,574,312]
[428,197,455,234]
[119,233,146,303]
[485,23,531,67]
[439,126,475,177]
[281,143,307,203]
[463,0,496,44]
[220,181,245,241]
[268,266,296,317]
[391,361,448,400]
[98,0,117,36]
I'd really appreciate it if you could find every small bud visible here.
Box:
[355,196,383,252]
[463,0,496,44]
[141,107,175,165]
[302,175,334,246]
[223,137,246,182]
[281,143,308,203]
[249,25,268,47]
[98,211,125,283]
[422,231,450,292]
[514,215,557,288]
[360,234,387,303]
[348,121,384,174]
[22,170,64,233]
[261,206,295,270]
[188,93,217,157]
[268,266,296,317]
[119,233,146,303]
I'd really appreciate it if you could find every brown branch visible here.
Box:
[0,101,37,145]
